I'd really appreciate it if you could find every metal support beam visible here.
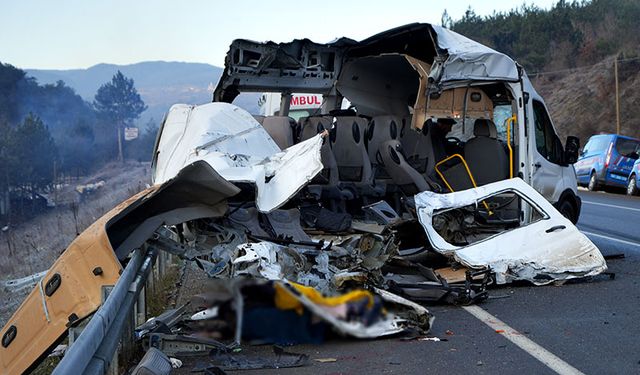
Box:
[280,94,292,116]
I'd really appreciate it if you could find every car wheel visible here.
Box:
[558,199,577,224]
[588,172,598,191]
[627,175,638,196]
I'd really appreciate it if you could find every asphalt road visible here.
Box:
[205,190,640,375]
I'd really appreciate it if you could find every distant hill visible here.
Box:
[26,61,260,125]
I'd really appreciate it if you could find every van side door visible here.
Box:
[530,100,568,202]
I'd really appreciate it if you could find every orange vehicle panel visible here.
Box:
[0,188,157,374]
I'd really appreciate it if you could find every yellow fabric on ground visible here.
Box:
[274,281,374,315]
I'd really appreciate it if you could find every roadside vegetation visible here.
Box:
[0,64,157,224]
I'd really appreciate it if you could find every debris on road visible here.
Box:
[418,336,443,342]
[314,357,338,363]
[192,345,309,372]
[131,348,174,375]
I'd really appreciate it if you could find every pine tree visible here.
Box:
[93,71,147,162]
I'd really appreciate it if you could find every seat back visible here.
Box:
[399,117,431,174]
[380,140,430,195]
[299,116,338,186]
[464,119,509,186]
[262,116,296,149]
[331,116,372,184]
[252,115,266,125]
[367,116,400,179]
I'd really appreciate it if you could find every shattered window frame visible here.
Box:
[429,187,551,250]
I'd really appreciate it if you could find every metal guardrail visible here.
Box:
[53,246,158,375]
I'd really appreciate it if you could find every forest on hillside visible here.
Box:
[447,0,640,72]
[0,63,157,221]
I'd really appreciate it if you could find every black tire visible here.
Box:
[588,171,598,191]
[627,175,638,196]
[558,199,578,224]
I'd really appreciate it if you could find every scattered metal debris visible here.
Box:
[193,346,309,372]
[131,348,173,375]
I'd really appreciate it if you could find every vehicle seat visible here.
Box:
[400,117,431,174]
[380,140,430,195]
[262,116,296,149]
[366,116,400,180]
[331,116,373,185]
[299,116,339,186]
[252,115,266,125]
[463,119,509,186]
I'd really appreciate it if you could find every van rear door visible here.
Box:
[610,137,640,182]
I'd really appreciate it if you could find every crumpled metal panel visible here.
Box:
[431,25,520,83]
[415,178,607,285]
[153,102,324,213]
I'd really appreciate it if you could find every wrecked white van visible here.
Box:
[208,23,582,223]
[0,23,606,375]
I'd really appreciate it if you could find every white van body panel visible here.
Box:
[522,77,578,203]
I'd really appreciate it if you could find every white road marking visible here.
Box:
[581,230,640,248]
[463,305,585,375]
[581,200,640,213]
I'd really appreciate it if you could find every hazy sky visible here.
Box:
[0,0,557,70]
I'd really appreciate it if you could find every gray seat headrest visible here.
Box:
[473,119,497,138]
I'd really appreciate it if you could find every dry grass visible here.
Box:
[147,263,180,317]
[532,56,640,145]
[0,161,151,326]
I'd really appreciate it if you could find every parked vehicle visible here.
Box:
[627,158,640,195]
[575,134,640,192]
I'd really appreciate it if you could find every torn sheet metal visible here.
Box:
[194,345,309,372]
[152,102,324,212]
[415,178,607,285]
[384,263,490,305]
[214,24,519,103]
[0,162,239,375]
[147,333,228,357]
[135,304,188,339]
[430,25,519,83]
[224,231,397,293]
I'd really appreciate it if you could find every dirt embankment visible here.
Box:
[0,162,151,326]
[532,56,640,146]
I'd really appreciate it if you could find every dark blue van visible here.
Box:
[628,158,640,195]
[575,134,640,191]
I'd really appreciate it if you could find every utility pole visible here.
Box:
[614,58,620,135]
[117,121,124,163]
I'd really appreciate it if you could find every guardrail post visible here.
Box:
[136,286,146,326]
